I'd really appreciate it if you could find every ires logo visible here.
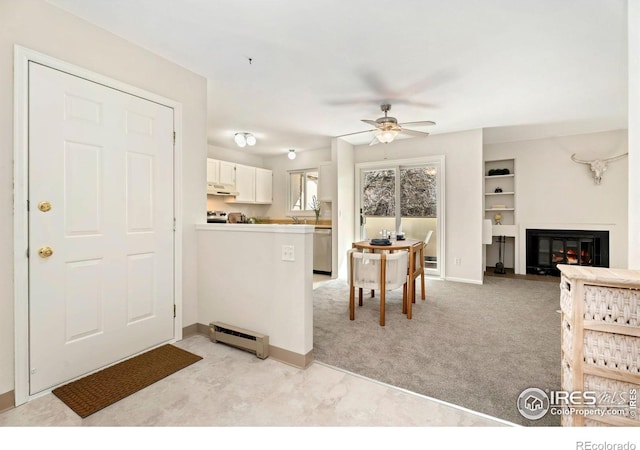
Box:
[516,388,633,420]
[549,390,597,406]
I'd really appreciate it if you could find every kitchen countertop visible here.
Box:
[257,218,332,228]
[196,223,315,234]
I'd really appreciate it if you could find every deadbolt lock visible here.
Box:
[38,247,53,258]
[38,201,52,212]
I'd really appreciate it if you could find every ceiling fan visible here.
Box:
[345,104,436,145]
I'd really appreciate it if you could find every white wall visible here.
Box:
[0,0,207,398]
[197,225,314,357]
[353,129,484,284]
[208,144,265,168]
[629,0,640,269]
[334,139,356,279]
[485,130,628,269]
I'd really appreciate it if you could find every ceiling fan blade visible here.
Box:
[361,119,380,127]
[336,129,376,138]
[359,70,396,97]
[327,98,383,106]
[389,99,437,108]
[399,120,436,127]
[398,128,430,137]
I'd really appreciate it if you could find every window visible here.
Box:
[288,169,318,212]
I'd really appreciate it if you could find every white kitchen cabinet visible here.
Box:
[207,158,235,186]
[219,161,236,186]
[225,165,273,204]
[255,167,273,204]
[318,162,335,202]
[206,158,220,183]
[234,164,256,203]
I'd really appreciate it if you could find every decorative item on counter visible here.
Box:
[227,212,244,223]
[494,187,503,193]
[309,195,321,224]
[488,168,510,176]
[494,213,502,225]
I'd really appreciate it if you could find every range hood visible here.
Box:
[207,182,238,196]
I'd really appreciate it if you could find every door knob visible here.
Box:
[38,201,52,212]
[38,246,54,258]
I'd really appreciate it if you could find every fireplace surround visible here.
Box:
[525,229,609,276]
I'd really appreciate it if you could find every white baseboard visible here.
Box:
[445,276,484,285]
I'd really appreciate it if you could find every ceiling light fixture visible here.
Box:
[234,132,256,148]
[288,149,296,160]
[374,128,399,144]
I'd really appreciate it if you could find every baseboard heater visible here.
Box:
[209,322,269,359]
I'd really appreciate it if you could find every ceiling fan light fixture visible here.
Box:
[234,132,256,148]
[375,128,398,144]
[288,149,296,160]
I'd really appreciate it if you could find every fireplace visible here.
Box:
[526,229,609,276]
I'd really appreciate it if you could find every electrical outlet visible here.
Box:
[454,257,462,265]
[282,245,295,261]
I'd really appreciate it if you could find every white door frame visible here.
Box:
[354,155,446,278]
[13,46,184,405]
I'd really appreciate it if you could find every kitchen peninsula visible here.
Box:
[196,223,315,367]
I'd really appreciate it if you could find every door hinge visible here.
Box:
[173,304,176,318]
[26,247,29,258]
[173,131,176,145]
[27,199,30,211]
[173,217,176,231]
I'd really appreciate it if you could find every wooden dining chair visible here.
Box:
[348,248,408,326]
[411,230,433,303]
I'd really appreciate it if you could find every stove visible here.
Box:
[207,211,228,224]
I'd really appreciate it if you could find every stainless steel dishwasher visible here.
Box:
[313,227,332,274]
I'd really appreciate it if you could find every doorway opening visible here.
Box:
[355,157,444,277]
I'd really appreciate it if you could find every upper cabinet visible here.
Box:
[255,167,273,204]
[318,162,335,202]
[209,159,272,204]
[206,158,220,183]
[234,164,256,203]
[207,158,235,186]
[219,161,236,186]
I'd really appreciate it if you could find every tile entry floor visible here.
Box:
[0,333,509,428]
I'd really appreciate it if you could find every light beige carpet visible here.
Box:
[312,276,561,426]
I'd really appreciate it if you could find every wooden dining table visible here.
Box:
[351,239,425,319]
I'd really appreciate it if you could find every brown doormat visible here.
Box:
[52,344,202,418]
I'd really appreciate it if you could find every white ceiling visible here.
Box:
[48,0,628,156]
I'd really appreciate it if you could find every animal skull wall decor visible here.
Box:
[570,153,628,185]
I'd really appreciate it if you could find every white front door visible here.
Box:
[28,62,175,394]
